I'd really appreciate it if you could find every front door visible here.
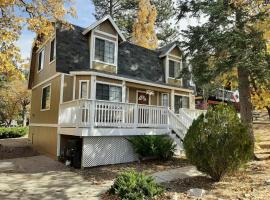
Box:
[137,91,149,105]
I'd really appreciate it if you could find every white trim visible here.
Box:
[82,15,126,41]
[94,29,118,39]
[32,73,61,89]
[60,74,64,104]
[29,123,58,127]
[72,76,76,100]
[40,83,52,111]
[168,54,182,59]
[96,80,122,87]
[69,71,194,93]
[174,93,190,97]
[171,89,175,112]
[78,80,90,99]
[136,90,151,105]
[159,44,182,58]
[90,75,96,99]
[96,80,123,102]
[90,30,94,69]
[37,48,45,73]
[93,34,117,66]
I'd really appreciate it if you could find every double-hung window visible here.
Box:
[94,38,115,64]
[41,85,51,110]
[169,60,181,79]
[50,38,56,62]
[96,83,122,102]
[38,49,45,72]
[161,93,169,107]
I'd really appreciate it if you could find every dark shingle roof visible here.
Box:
[56,24,89,73]
[118,42,164,83]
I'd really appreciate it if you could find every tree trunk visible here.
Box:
[266,106,270,120]
[22,107,27,127]
[237,67,255,149]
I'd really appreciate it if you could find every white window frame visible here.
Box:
[168,58,182,80]
[136,90,151,105]
[93,35,118,66]
[161,93,169,107]
[37,48,45,73]
[95,81,122,102]
[79,80,89,99]
[49,37,56,64]
[41,84,51,111]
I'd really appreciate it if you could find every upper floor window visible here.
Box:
[94,37,115,65]
[169,60,181,79]
[38,49,45,72]
[96,83,122,102]
[50,38,56,62]
[41,85,51,110]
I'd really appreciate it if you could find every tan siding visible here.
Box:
[96,20,117,35]
[29,126,57,159]
[33,37,57,86]
[168,78,182,87]
[126,82,171,93]
[93,62,117,73]
[75,75,91,99]
[128,87,136,103]
[96,76,122,84]
[63,75,74,102]
[169,47,182,57]
[30,76,60,124]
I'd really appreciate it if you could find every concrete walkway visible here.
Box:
[152,166,202,183]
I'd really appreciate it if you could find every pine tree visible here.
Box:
[91,0,177,44]
[177,0,270,153]
[132,0,158,49]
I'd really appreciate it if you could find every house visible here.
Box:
[28,15,199,168]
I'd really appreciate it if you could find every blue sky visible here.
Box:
[17,0,96,61]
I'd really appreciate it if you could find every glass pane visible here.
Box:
[174,95,182,113]
[169,60,175,78]
[175,62,181,78]
[96,83,109,100]
[182,96,189,108]
[94,38,105,62]
[50,39,55,62]
[104,40,115,64]
[109,86,122,102]
[80,82,88,99]
[42,86,50,110]
[162,94,169,107]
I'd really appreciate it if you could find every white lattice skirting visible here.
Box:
[82,136,139,167]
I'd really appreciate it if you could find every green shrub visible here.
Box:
[109,170,164,200]
[183,104,253,181]
[129,135,176,160]
[0,127,28,139]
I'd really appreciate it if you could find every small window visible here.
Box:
[94,38,115,64]
[38,49,45,71]
[79,81,88,99]
[169,60,181,79]
[41,85,51,110]
[174,95,189,113]
[96,83,122,102]
[50,38,56,62]
[161,93,169,107]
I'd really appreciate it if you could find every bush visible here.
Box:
[0,127,28,139]
[183,104,253,181]
[129,135,176,160]
[109,170,164,200]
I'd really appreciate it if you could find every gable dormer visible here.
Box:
[82,15,126,74]
[159,43,183,87]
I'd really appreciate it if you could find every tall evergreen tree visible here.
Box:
[91,0,178,45]
[177,0,270,151]
[132,0,158,49]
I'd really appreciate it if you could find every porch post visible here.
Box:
[122,81,126,103]
[90,75,96,100]
[171,89,175,112]
[89,75,96,128]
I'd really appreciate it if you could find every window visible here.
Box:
[161,93,169,107]
[79,81,88,99]
[94,38,115,64]
[41,85,51,110]
[38,49,45,71]
[169,60,181,79]
[174,95,189,113]
[50,38,56,62]
[96,83,122,102]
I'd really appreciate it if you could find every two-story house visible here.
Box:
[28,15,197,168]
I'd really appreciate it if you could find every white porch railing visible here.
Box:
[59,99,169,129]
[180,108,206,120]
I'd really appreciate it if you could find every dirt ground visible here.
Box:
[160,123,270,200]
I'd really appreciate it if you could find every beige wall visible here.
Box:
[29,126,58,159]
[32,36,57,87]
[30,76,61,124]
[63,75,74,102]
[96,20,117,36]
[169,47,182,57]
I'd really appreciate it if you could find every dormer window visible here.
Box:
[94,37,116,65]
[169,60,181,79]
